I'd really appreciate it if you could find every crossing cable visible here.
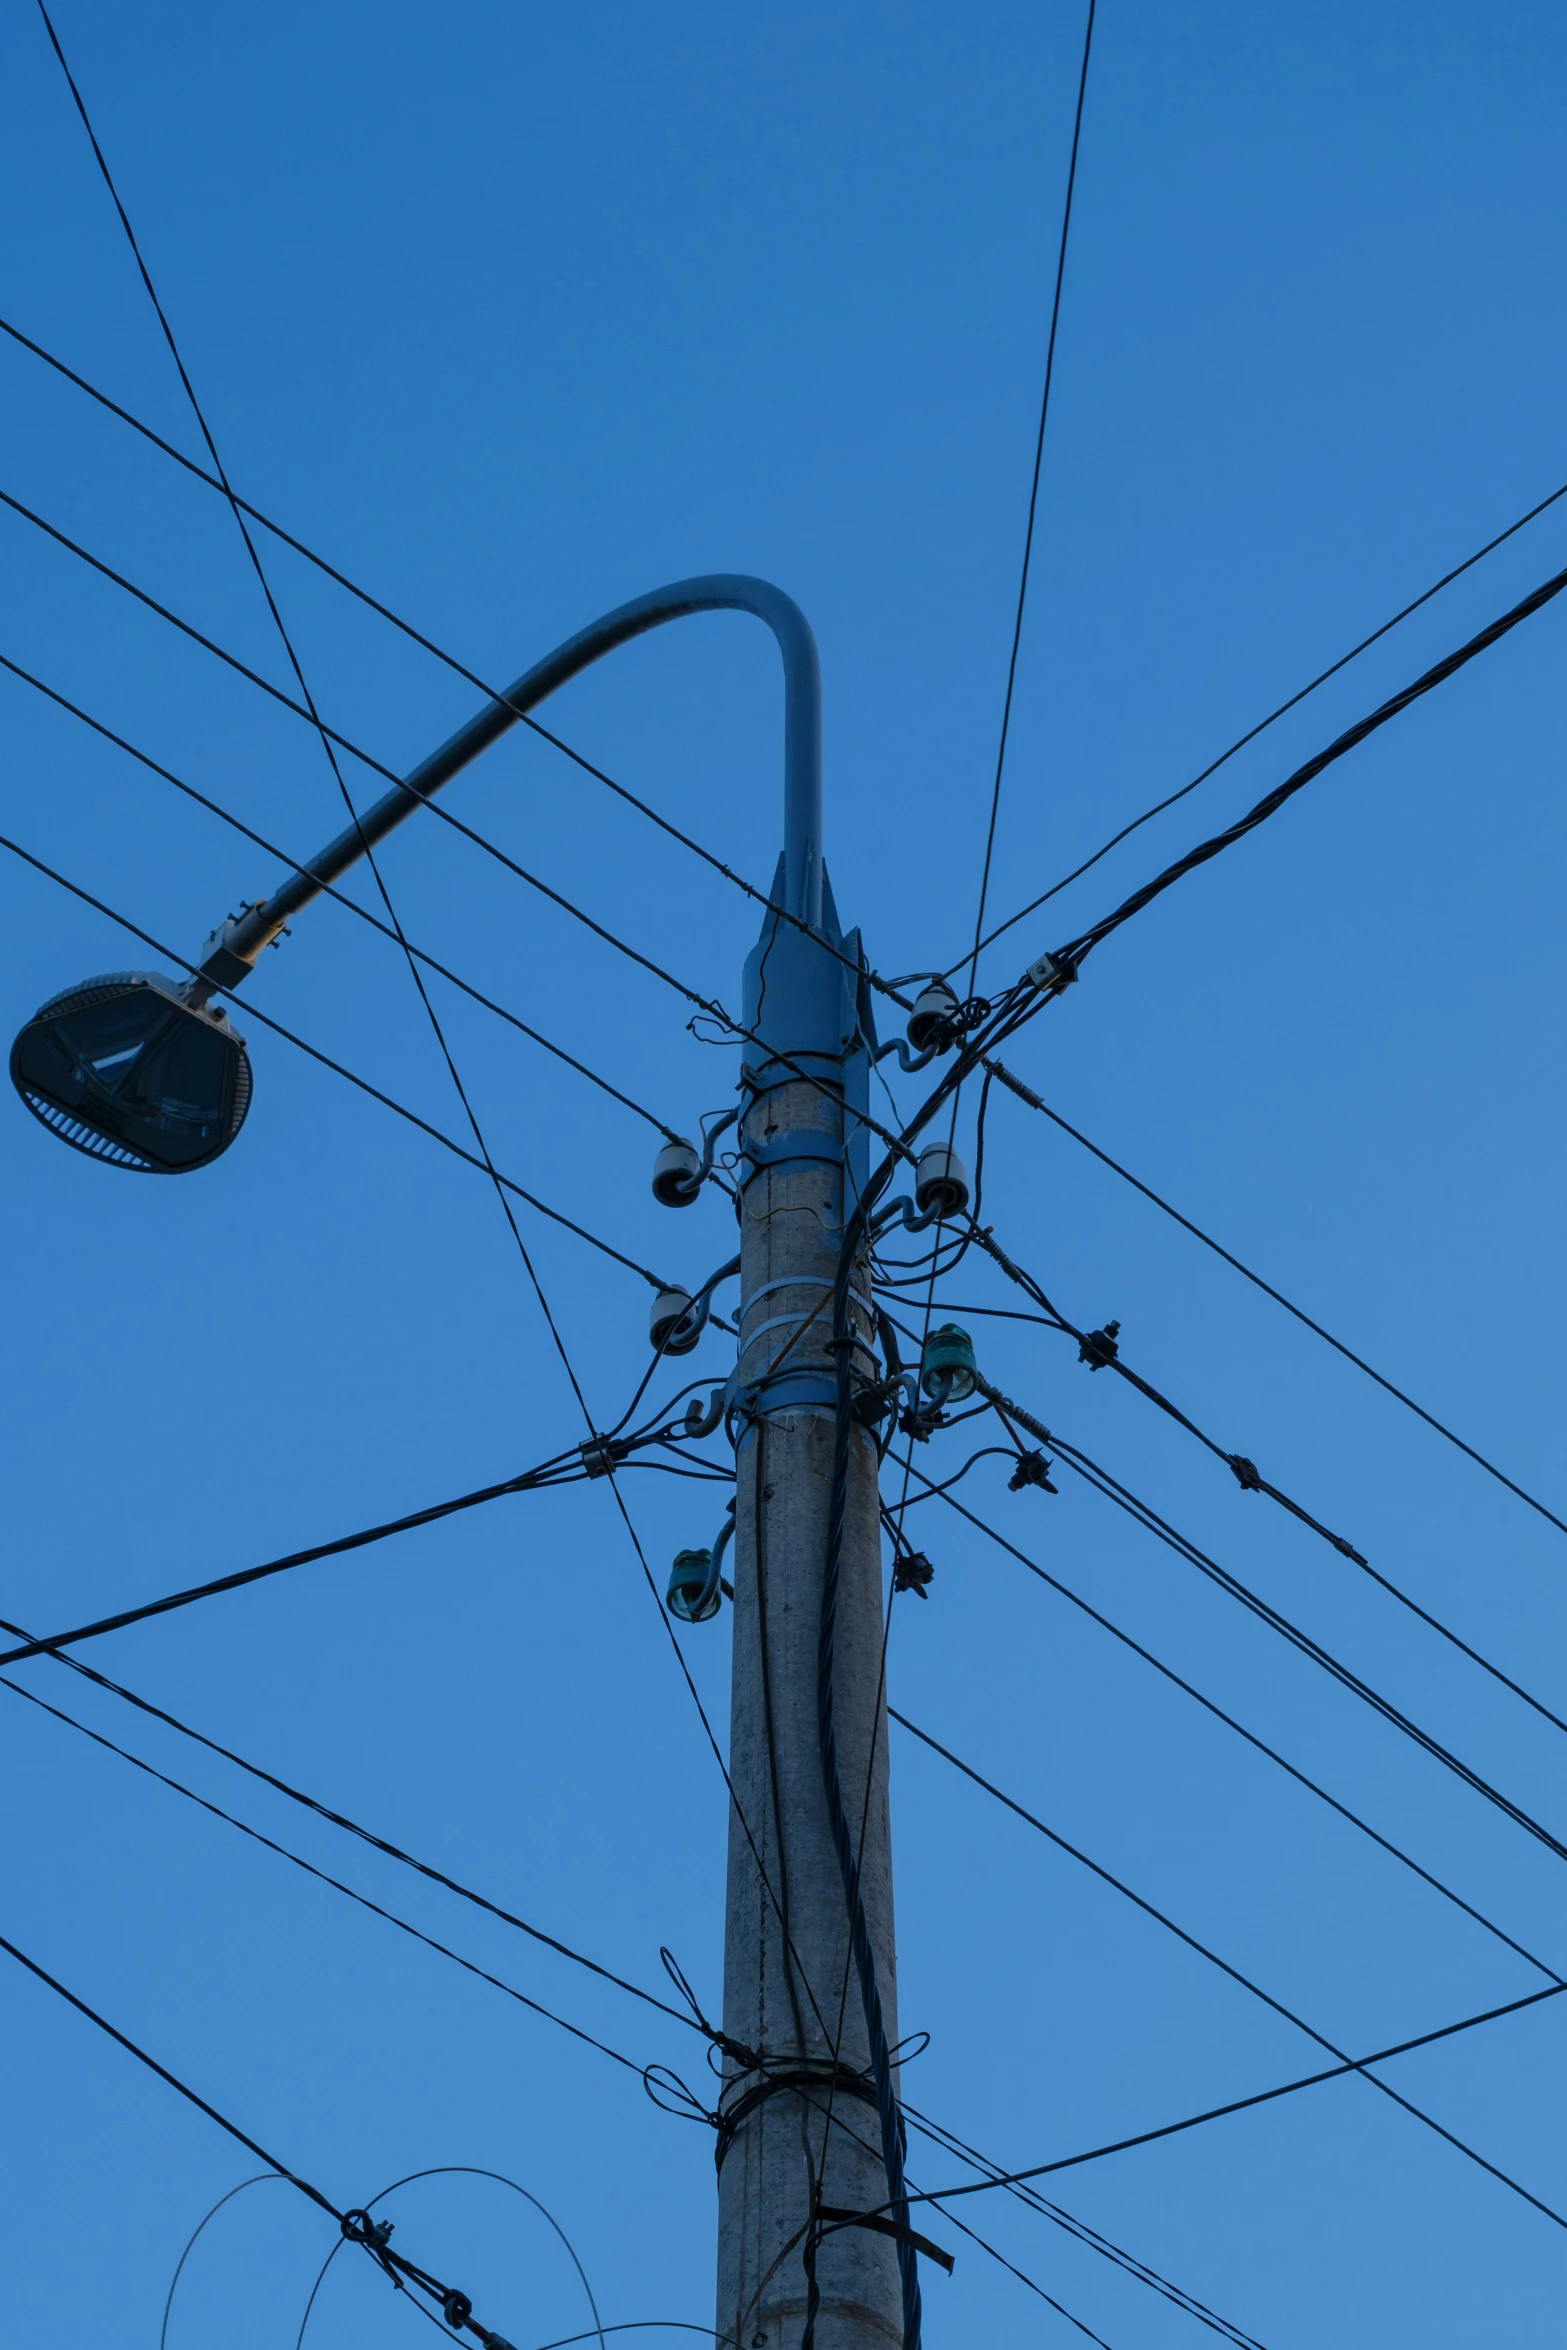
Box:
[0,314,914,1022]
[966,0,1097,987]
[975,1068,1567,1544]
[0,829,670,1288]
[887,1710,1567,2229]
[897,2106,1269,2350]
[1044,554,1567,971]
[972,1397,1567,1872]
[962,478,1567,969]
[891,1284,1567,1740]
[912,1471,1564,1989]
[0,650,684,1143]
[1,1667,658,2082]
[0,1916,525,2347]
[31,1,600,1429]
[889,1971,1567,2217]
[12,1629,1257,2350]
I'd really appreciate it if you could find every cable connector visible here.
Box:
[893,1550,935,1599]
[580,1434,633,1479]
[1078,1319,1121,1370]
[1023,948,1077,995]
[1008,1449,1058,1493]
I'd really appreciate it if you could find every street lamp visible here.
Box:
[10,574,913,2350]
[10,968,250,1172]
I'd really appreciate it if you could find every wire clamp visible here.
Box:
[892,1549,935,1599]
[579,1434,633,1479]
[1078,1318,1121,1370]
[1227,1453,1263,1492]
[1008,1449,1058,1493]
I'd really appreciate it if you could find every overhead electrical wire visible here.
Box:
[2,1669,656,2080]
[885,1276,1567,1737]
[0,307,915,1018]
[13,1628,1250,2348]
[976,1070,1567,1542]
[887,1709,1567,2229]
[915,1472,1563,1988]
[888,1970,1567,2215]
[965,0,1097,987]
[0,1911,525,2346]
[3,1623,709,2042]
[31,0,605,1442]
[1047,554,1567,972]
[0,649,685,1143]
[0,828,669,1287]
[964,478,1567,969]
[1027,1417,1567,1868]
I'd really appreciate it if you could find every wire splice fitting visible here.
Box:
[1228,1453,1263,1492]
[1008,1449,1058,1493]
[1078,1319,1121,1371]
[892,1550,935,1599]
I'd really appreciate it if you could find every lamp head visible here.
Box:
[10,971,251,1174]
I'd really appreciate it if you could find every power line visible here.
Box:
[31,0,594,1429]
[900,2106,1268,2350]
[0,827,671,1288]
[980,1066,1567,1542]
[16,1624,1254,2346]
[966,0,1097,984]
[0,1911,523,2344]
[964,475,1567,968]
[0,1453,598,1671]
[2,1669,655,2080]
[889,1710,1567,2232]
[893,1971,1567,2214]
[1051,555,1567,970]
[914,1472,1563,1988]
[0,308,914,1018]
[1031,1417,1567,1868]
[0,650,684,1143]
[892,1278,1567,1739]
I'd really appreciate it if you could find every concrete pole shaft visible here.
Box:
[716,1065,902,2350]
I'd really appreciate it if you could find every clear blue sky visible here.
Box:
[3,3,1565,2343]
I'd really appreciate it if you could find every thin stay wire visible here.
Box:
[967,0,1097,992]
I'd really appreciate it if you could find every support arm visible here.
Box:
[190,574,822,997]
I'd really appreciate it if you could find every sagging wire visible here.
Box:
[0,1919,525,2346]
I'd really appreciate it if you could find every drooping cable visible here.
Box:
[892,1970,1566,2215]
[888,1710,1567,2228]
[0,1913,529,2341]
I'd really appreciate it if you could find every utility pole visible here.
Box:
[717,857,905,2350]
[11,573,911,2348]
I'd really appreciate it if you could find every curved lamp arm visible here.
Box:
[190,573,821,1000]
